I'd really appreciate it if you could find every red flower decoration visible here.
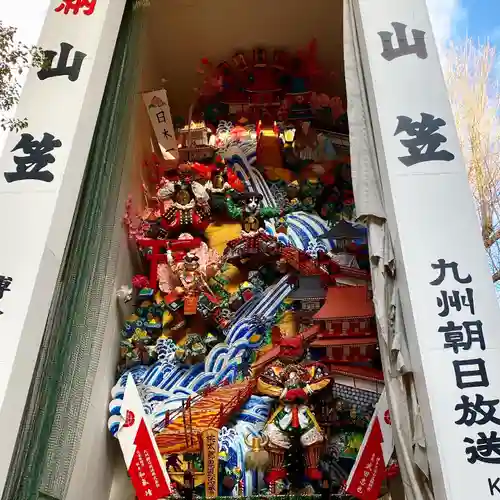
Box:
[132,275,150,289]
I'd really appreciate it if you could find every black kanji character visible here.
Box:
[378,22,428,61]
[436,288,475,317]
[162,129,172,139]
[455,394,500,426]
[37,42,87,82]
[394,113,455,166]
[453,358,489,389]
[464,431,500,464]
[0,276,12,300]
[440,320,485,353]
[55,0,96,15]
[5,133,62,183]
[0,276,13,316]
[430,259,472,286]
[156,111,166,124]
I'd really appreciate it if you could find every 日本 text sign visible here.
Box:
[142,89,179,160]
[356,0,500,499]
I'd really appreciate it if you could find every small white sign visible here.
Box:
[142,89,178,160]
[356,0,500,499]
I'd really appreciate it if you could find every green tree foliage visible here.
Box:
[0,21,43,132]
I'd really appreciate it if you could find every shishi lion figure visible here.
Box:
[256,336,330,486]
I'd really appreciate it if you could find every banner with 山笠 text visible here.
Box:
[355,0,500,498]
[0,0,126,496]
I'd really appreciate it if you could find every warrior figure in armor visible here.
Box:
[205,160,244,215]
[226,192,283,234]
[256,336,330,486]
[156,169,211,237]
[165,251,218,363]
[222,192,285,265]
[167,251,215,312]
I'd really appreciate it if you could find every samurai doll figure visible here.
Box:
[226,192,283,235]
[156,173,211,238]
[167,251,215,316]
[223,192,292,265]
[205,160,245,215]
[158,234,221,295]
[256,336,330,484]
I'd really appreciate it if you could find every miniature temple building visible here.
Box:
[313,285,374,337]
[307,285,377,368]
[289,275,326,328]
[178,121,210,148]
[319,219,366,253]
[309,337,378,364]
[319,220,367,273]
[245,61,282,109]
[329,364,385,398]
[178,121,215,162]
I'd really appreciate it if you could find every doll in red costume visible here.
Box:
[156,169,211,238]
[256,336,330,488]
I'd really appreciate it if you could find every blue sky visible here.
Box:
[426,0,500,46]
[459,0,500,42]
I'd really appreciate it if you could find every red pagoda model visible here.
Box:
[313,285,374,336]
[309,285,377,365]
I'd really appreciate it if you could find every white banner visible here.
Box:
[142,89,178,160]
[356,0,500,498]
[0,0,126,494]
[117,375,172,500]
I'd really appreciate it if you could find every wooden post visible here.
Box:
[202,428,219,498]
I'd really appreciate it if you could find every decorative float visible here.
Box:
[111,42,397,500]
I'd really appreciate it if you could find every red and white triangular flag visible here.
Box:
[345,389,394,500]
[117,374,172,500]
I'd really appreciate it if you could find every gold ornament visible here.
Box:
[244,434,270,471]
[243,215,259,232]
[176,189,191,206]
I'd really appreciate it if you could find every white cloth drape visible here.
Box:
[343,1,435,498]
